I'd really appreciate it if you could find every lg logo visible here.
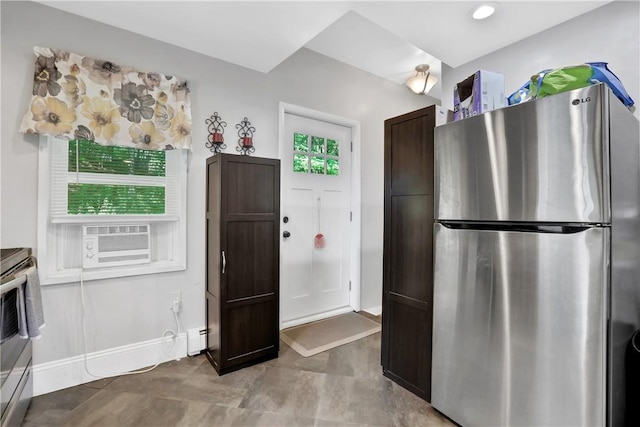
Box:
[572,97,591,105]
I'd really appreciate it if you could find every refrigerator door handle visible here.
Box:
[437,221,598,234]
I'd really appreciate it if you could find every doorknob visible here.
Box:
[283,231,291,238]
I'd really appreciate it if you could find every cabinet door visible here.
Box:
[218,155,280,373]
[382,106,435,401]
[223,221,277,365]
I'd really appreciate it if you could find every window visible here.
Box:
[66,140,167,216]
[293,132,340,176]
[50,139,181,221]
[38,136,188,284]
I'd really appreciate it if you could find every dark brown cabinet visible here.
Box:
[382,105,441,401]
[205,153,280,375]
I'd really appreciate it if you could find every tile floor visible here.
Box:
[23,327,455,426]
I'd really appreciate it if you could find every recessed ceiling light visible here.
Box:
[472,3,498,20]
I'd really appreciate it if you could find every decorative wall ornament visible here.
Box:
[235,117,255,156]
[205,112,227,155]
[19,46,192,151]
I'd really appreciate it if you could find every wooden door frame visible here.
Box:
[278,102,362,330]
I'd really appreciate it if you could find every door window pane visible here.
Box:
[327,158,339,176]
[293,154,309,173]
[311,156,324,174]
[294,133,309,152]
[311,136,325,154]
[327,139,339,156]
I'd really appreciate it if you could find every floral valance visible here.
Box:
[19,46,192,151]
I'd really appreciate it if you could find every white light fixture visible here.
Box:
[406,64,438,95]
[472,3,498,20]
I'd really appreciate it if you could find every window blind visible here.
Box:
[50,139,180,221]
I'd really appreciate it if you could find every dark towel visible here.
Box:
[0,288,19,343]
[16,267,45,339]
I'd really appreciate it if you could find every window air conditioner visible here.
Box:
[82,224,151,269]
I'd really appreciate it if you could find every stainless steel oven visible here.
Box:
[1,248,35,427]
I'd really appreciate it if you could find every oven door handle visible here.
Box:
[0,267,34,296]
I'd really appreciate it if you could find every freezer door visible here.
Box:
[431,223,607,427]
[435,84,610,223]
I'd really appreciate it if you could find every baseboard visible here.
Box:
[32,331,199,396]
[363,305,382,316]
[281,306,354,330]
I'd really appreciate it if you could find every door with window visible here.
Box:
[281,113,352,324]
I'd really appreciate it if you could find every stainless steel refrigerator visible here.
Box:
[432,83,640,427]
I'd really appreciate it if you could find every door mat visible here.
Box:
[280,312,381,357]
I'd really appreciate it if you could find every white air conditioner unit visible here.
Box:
[82,224,151,269]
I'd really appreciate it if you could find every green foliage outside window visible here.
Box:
[311,136,325,154]
[68,184,165,215]
[311,156,324,174]
[293,154,309,173]
[68,140,165,176]
[327,139,339,156]
[327,158,339,176]
[293,133,309,152]
[292,133,339,176]
[66,139,167,215]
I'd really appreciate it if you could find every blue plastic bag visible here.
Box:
[587,62,634,107]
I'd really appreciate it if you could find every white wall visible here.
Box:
[0,1,434,371]
[442,1,640,120]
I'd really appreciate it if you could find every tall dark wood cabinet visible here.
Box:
[205,153,280,375]
[382,105,441,401]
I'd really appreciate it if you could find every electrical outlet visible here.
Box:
[169,290,181,312]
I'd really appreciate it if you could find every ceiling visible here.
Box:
[36,1,611,101]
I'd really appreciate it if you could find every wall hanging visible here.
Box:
[235,117,255,156]
[205,112,227,155]
[19,46,192,151]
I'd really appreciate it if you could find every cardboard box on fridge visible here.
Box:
[453,70,506,121]
[435,105,453,127]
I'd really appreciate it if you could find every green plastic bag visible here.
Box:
[510,62,634,107]
[529,65,594,99]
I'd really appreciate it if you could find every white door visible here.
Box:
[281,113,352,324]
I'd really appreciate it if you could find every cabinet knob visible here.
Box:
[283,231,291,238]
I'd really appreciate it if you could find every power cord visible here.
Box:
[79,270,181,379]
